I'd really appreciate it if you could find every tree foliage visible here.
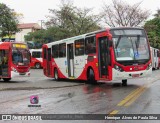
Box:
[102,0,150,27]
[154,9,160,18]
[45,0,101,40]
[0,3,19,39]
[144,11,160,49]
[25,0,101,47]
[24,29,49,47]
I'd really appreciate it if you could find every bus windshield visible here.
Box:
[12,49,30,65]
[112,36,150,62]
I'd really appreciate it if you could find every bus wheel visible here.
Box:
[54,69,59,81]
[122,79,127,86]
[3,78,11,82]
[35,63,41,69]
[87,68,97,84]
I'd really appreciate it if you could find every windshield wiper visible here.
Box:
[115,35,122,49]
[16,49,23,63]
[135,35,140,49]
[133,35,140,61]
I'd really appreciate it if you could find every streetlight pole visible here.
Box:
[39,20,44,29]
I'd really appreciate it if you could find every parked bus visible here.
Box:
[30,49,43,69]
[0,42,30,81]
[42,27,152,86]
[150,47,160,70]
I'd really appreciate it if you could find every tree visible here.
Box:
[154,9,160,18]
[0,3,19,40]
[12,12,24,22]
[24,29,55,48]
[102,0,150,27]
[144,9,160,49]
[45,0,101,40]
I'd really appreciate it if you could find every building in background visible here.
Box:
[1,23,41,42]
[15,23,41,42]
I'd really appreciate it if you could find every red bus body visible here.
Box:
[0,42,30,81]
[30,49,43,69]
[42,27,152,83]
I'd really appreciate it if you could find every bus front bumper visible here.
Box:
[11,71,30,78]
[112,67,152,81]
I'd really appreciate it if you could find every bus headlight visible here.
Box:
[114,65,124,72]
[146,63,152,70]
[27,68,30,72]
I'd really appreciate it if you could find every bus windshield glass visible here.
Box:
[111,29,150,63]
[12,44,30,65]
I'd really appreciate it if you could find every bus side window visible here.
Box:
[2,50,9,65]
[37,52,41,58]
[40,52,42,58]
[59,43,66,58]
[85,36,96,54]
[157,50,160,57]
[32,52,36,58]
[75,39,85,56]
[52,44,59,58]
[154,49,155,57]
[43,48,47,59]
[32,52,41,58]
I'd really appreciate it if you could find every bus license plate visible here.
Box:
[132,74,139,78]
[19,73,26,75]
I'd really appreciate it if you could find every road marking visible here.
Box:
[108,110,119,115]
[117,86,145,106]
[107,76,160,116]
[124,87,146,107]
[118,78,160,107]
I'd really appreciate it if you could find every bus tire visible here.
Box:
[35,63,41,69]
[122,79,127,86]
[87,68,97,84]
[54,68,59,81]
[3,78,11,82]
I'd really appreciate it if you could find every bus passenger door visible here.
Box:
[67,43,74,77]
[98,36,110,78]
[47,48,52,76]
[0,50,9,77]
[43,48,51,77]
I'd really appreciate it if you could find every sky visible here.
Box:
[1,0,160,26]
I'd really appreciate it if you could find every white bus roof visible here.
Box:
[150,47,159,50]
[44,27,144,48]
[30,49,42,52]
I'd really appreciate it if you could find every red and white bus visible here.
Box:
[150,47,160,70]
[30,49,43,69]
[42,27,152,86]
[0,42,30,81]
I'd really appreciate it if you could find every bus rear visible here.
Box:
[0,42,31,81]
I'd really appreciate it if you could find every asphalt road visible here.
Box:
[0,69,160,123]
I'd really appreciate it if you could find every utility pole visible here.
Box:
[39,20,44,29]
